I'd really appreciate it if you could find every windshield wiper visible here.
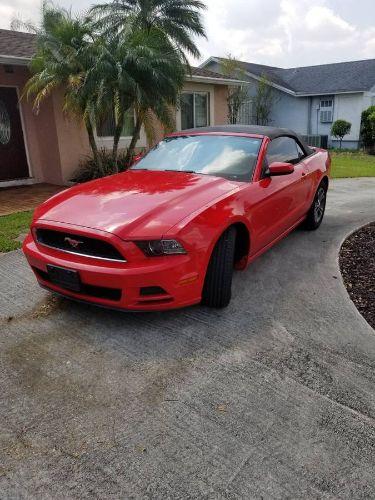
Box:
[163,169,196,173]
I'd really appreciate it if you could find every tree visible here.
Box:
[253,75,275,125]
[360,106,375,153]
[219,55,248,124]
[90,0,206,62]
[116,28,185,166]
[92,27,185,169]
[90,0,206,162]
[331,119,351,149]
[23,2,107,173]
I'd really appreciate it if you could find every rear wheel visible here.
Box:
[304,182,327,230]
[201,226,236,308]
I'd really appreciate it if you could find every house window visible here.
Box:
[320,99,333,123]
[181,92,210,129]
[321,100,333,108]
[97,108,134,138]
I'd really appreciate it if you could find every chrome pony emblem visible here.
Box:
[64,236,83,248]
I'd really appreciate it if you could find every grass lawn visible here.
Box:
[330,151,375,178]
[0,210,33,252]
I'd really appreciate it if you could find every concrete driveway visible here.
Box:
[1,178,375,499]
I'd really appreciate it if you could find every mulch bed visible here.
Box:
[339,222,375,330]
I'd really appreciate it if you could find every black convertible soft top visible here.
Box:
[180,125,314,156]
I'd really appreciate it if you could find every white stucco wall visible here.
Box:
[271,91,309,133]
[332,93,363,143]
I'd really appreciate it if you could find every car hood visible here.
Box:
[35,170,241,239]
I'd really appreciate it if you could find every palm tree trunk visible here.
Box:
[112,109,125,173]
[124,115,142,167]
[86,120,104,175]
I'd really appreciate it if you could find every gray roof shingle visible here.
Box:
[0,28,36,59]
[214,56,375,94]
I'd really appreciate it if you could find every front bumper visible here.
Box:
[23,233,203,311]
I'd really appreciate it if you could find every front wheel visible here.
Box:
[201,227,236,308]
[304,183,327,230]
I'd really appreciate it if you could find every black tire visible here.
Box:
[201,226,236,308]
[304,182,327,230]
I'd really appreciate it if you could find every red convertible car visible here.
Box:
[23,125,330,311]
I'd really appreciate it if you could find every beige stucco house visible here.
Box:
[0,29,239,187]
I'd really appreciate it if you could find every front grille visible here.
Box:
[36,229,125,262]
[33,267,122,301]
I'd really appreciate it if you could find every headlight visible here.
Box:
[135,239,187,256]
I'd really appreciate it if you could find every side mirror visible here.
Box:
[268,161,294,176]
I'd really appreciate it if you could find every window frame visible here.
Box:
[319,98,334,124]
[260,135,308,179]
[320,99,333,109]
[265,135,306,165]
[95,108,136,140]
[180,91,210,130]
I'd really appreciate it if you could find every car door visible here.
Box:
[248,136,311,253]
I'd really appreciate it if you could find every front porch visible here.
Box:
[0,60,91,187]
[0,183,63,216]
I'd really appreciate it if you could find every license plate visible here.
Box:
[47,265,81,292]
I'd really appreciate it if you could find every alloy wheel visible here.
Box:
[314,187,326,223]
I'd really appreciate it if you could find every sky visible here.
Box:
[1,0,375,68]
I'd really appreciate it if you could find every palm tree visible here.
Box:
[24,2,107,173]
[92,27,184,170]
[90,0,206,164]
[90,0,206,61]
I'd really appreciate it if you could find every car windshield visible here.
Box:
[131,134,262,181]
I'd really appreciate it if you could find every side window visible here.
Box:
[266,137,304,165]
[296,142,305,159]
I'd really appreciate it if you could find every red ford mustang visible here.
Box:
[23,125,330,311]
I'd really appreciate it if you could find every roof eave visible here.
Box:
[186,74,246,85]
[198,56,220,69]
[240,70,296,95]
[295,90,367,96]
[200,57,295,94]
[0,54,30,65]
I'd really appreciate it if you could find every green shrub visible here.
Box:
[71,148,142,183]
[360,105,375,153]
[331,120,351,149]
